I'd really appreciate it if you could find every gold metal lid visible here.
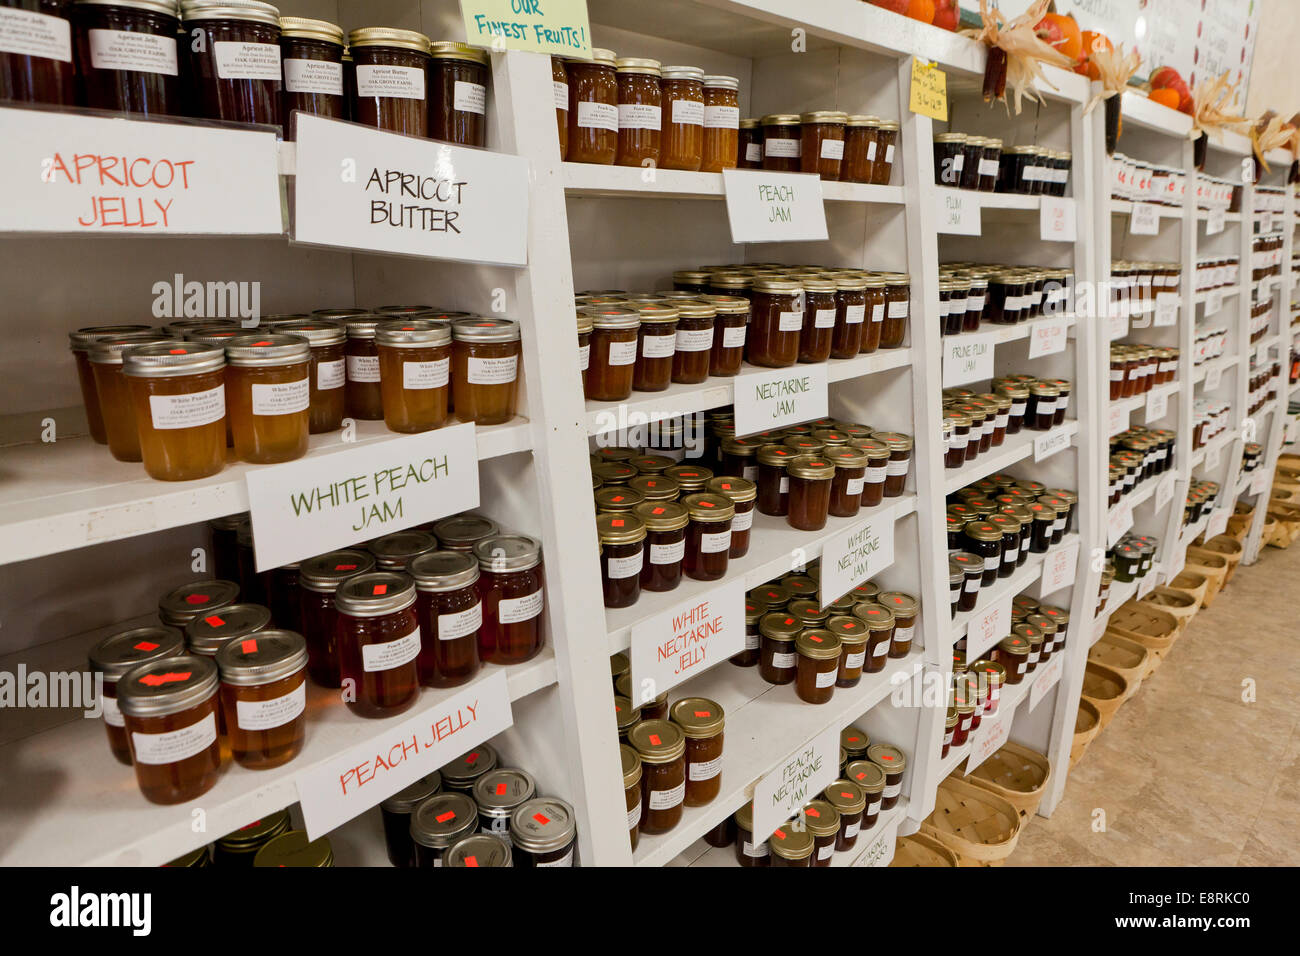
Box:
[669,697,725,737]
[615,56,661,74]
[801,110,848,124]
[852,603,896,631]
[620,743,642,788]
[596,512,646,546]
[428,40,488,63]
[841,725,869,754]
[846,114,882,127]
[749,584,791,609]
[826,615,868,645]
[347,26,431,53]
[614,695,641,731]
[786,456,836,480]
[796,629,841,660]
[877,590,918,616]
[278,16,343,43]
[843,760,886,793]
[628,719,686,764]
[823,777,868,812]
[760,113,801,126]
[801,799,841,837]
[867,743,906,774]
[759,610,802,640]
[252,831,333,867]
[768,824,814,861]
[594,486,644,513]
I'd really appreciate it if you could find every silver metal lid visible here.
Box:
[431,515,498,550]
[366,531,439,571]
[661,65,704,82]
[158,580,241,626]
[450,317,520,343]
[444,834,512,867]
[181,1,281,27]
[703,74,739,90]
[116,654,219,719]
[409,792,478,849]
[408,550,479,591]
[184,602,272,655]
[86,332,170,365]
[75,0,180,16]
[473,534,542,573]
[298,549,376,592]
[68,324,152,351]
[375,319,452,348]
[89,626,186,681]
[375,305,436,315]
[333,571,417,617]
[509,797,577,854]
[441,743,498,788]
[379,771,442,813]
[122,341,225,378]
[472,767,536,818]
[184,326,246,346]
[162,318,237,337]
[214,629,309,686]
[272,320,345,347]
[224,333,311,367]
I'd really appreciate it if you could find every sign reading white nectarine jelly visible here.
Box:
[629,578,745,700]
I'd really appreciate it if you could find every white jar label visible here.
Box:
[1016,662,1026,674]
[606,338,638,366]
[467,354,518,384]
[689,755,722,781]
[951,153,965,173]
[700,529,731,554]
[968,294,986,311]
[845,651,865,669]
[438,602,482,641]
[884,144,895,163]
[0,7,71,62]
[148,384,225,430]
[722,324,747,348]
[814,308,837,328]
[650,539,686,565]
[554,81,569,110]
[670,98,704,126]
[765,137,800,158]
[845,304,866,324]
[883,782,901,798]
[641,333,676,358]
[866,141,877,161]
[317,358,345,390]
[618,102,662,130]
[577,100,618,131]
[770,651,796,669]
[978,158,999,177]
[607,550,643,579]
[704,104,739,129]
[872,639,890,657]
[356,63,425,99]
[817,842,835,860]
[675,327,714,351]
[745,142,762,162]
[1002,549,1017,566]
[815,669,836,688]
[347,353,380,383]
[778,310,804,332]
[731,508,753,532]
[102,693,124,728]
[403,358,449,390]
[236,680,306,732]
[648,780,685,810]
[885,457,909,476]
[536,847,574,867]
[89,28,177,75]
[362,626,421,672]
[283,57,342,95]
[578,343,590,371]
[845,821,861,838]
[888,299,909,319]
[742,464,758,481]
[820,138,845,160]
[744,632,760,650]
[960,715,972,729]
[213,40,281,81]
[498,589,543,624]
[453,80,486,114]
[742,840,769,858]
[131,711,217,766]
[626,801,641,830]
[251,378,310,416]
[846,476,866,495]
[1011,400,1027,416]
[964,578,979,592]
[779,476,790,494]
[895,624,914,646]
[871,303,885,323]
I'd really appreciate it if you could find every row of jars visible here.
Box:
[1247,361,1281,415]
[937,263,1074,335]
[739,113,900,184]
[1109,427,1177,505]
[1193,399,1231,449]
[1194,256,1241,292]
[1109,344,1180,399]
[1251,234,1285,279]
[0,2,492,145]
[163,809,337,868]
[69,311,521,481]
[1108,261,1183,317]
[1182,480,1221,528]
[1249,299,1275,343]
[1109,532,1159,585]
[1192,172,1242,211]
[1108,154,1190,206]
[1193,326,1230,366]
[932,134,1071,196]
[941,376,1072,471]
[1241,441,1263,474]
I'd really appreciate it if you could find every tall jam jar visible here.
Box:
[799,276,837,363]
[630,720,686,835]
[88,625,186,765]
[761,113,801,171]
[842,114,882,183]
[297,549,373,687]
[451,317,521,426]
[671,299,716,384]
[278,16,344,136]
[1,0,76,105]
[428,40,487,146]
[347,26,430,136]
[634,500,689,593]
[409,550,481,688]
[183,0,282,127]
[614,56,661,167]
[747,277,803,368]
[800,110,847,180]
[123,341,227,481]
[72,0,182,116]
[702,295,748,376]
[474,533,545,665]
[682,492,734,581]
[88,331,169,462]
[584,305,640,401]
[224,333,310,464]
[215,628,308,770]
[375,319,451,433]
[334,571,421,718]
[343,315,384,421]
[552,55,568,158]
[275,320,345,434]
[629,302,678,392]
[69,324,151,445]
[659,64,704,171]
[700,74,739,172]
[566,47,617,164]
[597,512,646,609]
[511,797,577,867]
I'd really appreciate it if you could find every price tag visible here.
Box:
[721,169,828,243]
[1034,427,1070,462]
[1205,288,1223,317]
[0,106,282,234]
[629,579,745,700]
[1028,652,1064,712]
[1039,197,1077,242]
[965,597,1011,661]
[751,726,840,843]
[909,57,947,121]
[942,335,993,387]
[1206,207,1226,235]
[244,424,480,570]
[820,515,895,610]
[293,114,529,264]
[298,670,512,838]
[1205,508,1229,539]
[1145,389,1168,420]
[1040,539,1080,596]
[1205,443,1221,471]
[1205,365,1222,391]
[1155,473,1176,512]
[851,825,895,867]
[1154,293,1179,327]
[733,363,828,436]
[1108,403,1128,437]
[460,0,591,57]
[936,187,980,235]
[1130,202,1160,235]
[1107,501,1133,546]
[1251,469,1271,495]
[1108,310,1129,340]
[1028,316,1069,358]
[964,712,1011,774]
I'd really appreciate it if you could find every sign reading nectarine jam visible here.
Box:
[629,578,745,699]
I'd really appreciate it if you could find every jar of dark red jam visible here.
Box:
[801,798,841,866]
[297,549,374,687]
[738,118,762,169]
[379,772,441,867]
[410,792,477,868]
[214,628,307,770]
[680,492,733,581]
[821,446,868,517]
[758,611,800,684]
[748,278,804,368]
[407,550,481,689]
[474,533,545,665]
[705,476,756,558]
[824,778,867,848]
[671,299,716,384]
[824,616,867,687]
[277,16,344,136]
[629,501,687,593]
[72,0,183,116]
[89,625,186,765]
[872,431,912,495]
[867,743,905,809]
[996,634,1030,684]
[596,512,646,609]
[183,0,283,127]
[630,719,686,835]
[761,113,801,171]
[799,277,838,363]
[877,591,917,657]
[123,341,228,481]
[702,295,748,376]
[116,654,222,804]
[510,797,578,867]
[733,600,763,667]
[622,743,642,850]
[566,48,617,165]
[669,696,724,806]
[769,824,815,867]
[878,274,910,348]
[786,456,835,531]
[347,26,430,136]
[333,570,420,718]
[795,629,841,704]
[428,41,488,147]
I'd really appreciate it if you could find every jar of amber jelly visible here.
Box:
[614,56,661,167]
[872,431,912,496]
[748,278,804,368]
[428,41,488,147]
[622,744,643,850]
[552,55,568,158]
[758,611,801,685]
[842,115,881,184]
[297,549,373,687]
[872,121,899,185]
[630,720,686,835]
[123,341,228,481]
[597,512,646,609]
[843,761,886,827]
[877,591,918,657]
[566,47,618,164]
[347,26,430,136]
[705,476,756,558]
[1,0,76,106]
[183,0,282,127]
[826,616,868,687]
[670,696,724,806]
[700,295,748,376]
[278,16,345,136]
[379,772,441,867]
[681,492,733,581]
[71,0,183,116]
[70,324,153,445]
[334,571,420,718]
[786,456,836,531]
[89,625,186,765]
[800,111,847,180]
[867,743,905,809]
[224,333,310,464]
[474,533,545,665]
[659,64,704,170]
[371,319,451,432]
[829,274,868,358]
[451,317,521,426]
[769,825,815,867]
[795,629,842,704]
[823,779,867,849]
[410,792,478,868]
[761,113,801,171]
[878,274,910,348]
[408,550,481,689]
[671,299,716,385]
[267,321,343,434]
[700,74,739,172]
[214,628,307,770]
[633,501,688,593]
[117,654,222,804]
[88,332,169,462]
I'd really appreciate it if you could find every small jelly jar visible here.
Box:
[72,0,183,116]
[853,603,895,673]
[566,48,618,165]
[597,512,646,609]
[997,634,1031,684]
[70,323,152,445]
[733,600,763,667]
[823,779,866,849]
[224,333,311,465]
[428,41,489,147]
[733,802,769,866]
[660,64,705,171]
[375,319,451,433]
[867,743,905,810]
[622,743,643,850]
[123,341,228,481]
[872,431,913,496]
[347,26,430,137]
[831,273,869,358]
[88,625,186,765]
[474,533,545,665]
[769,825,815,867]
[738,118,762,168]
[872,121,899,184]
[342,315,384,421]
[799,277,838,363]
[701,295,748,376]
[334,571,421,718]
[410,793,478,868]
[278,16,346,136]
[408,550,482,689]
[747,277,804,368]
[630,719,686,835]
[786,456,836,531]
[800,110,847,180]
[671,299,717,385]
[827,616,868,687]
[297,549,374,687]
[760,112,801,171]
[379,772,442,867]
[841,114,881,184]
[700,74,739,172]
[451,317,521,426]
[183,0,282,127]
[215,628,308,770]
[576,310,592,391]
[758,611,801,685]
[878,273,910,348]
[88,331,170,462]
[795,629,842,705]
[630,302,678,393]
[510,797,577,867]
[670,696,724,806]
[473,767,536,837]
[705,476,756,558]
[275,321,346,434]
[614,56,661,167]
[854,438,891,507]
[824,446,870,517]
[971,658,1006,716]
[116,653,223,804]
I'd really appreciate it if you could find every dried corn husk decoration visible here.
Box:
[1189,70,1250,142]
[963,0,1074,114]
[1251,113,1295,173]
[1082,43,1141,116]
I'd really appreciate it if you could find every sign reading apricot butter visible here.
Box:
[291,113,528,265]
[460,0,591,57]
[244,424,480,571]
[0,106,281,234]
[721,169,828,243]
[733,364,828,435]
[819,513,894,610]
[628,579,745,700]
[297,671,512,839]
[751,725,839,843]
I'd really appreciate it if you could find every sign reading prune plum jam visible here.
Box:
[0,107,281,234]
[629,578,745,699]
[721,169,828,243]
[291,113,528,265]
[243,424,480,570]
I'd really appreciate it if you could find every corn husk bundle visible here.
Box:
[1251,113,1295,173]
[963,0,1074,115]
[1082,43,1141,116]
[1189,70,1251,142]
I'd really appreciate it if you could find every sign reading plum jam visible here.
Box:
[733,364,828,435]
[629,578,745,700]
[721,169,828,243]
[291,113,528,265]
[460,0,592,57]
[244,424,480,570]
[0,106,281,234]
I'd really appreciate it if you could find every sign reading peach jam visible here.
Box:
[721,168,829,243]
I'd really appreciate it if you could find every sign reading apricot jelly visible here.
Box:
[460,0,592,58]
[629,578,745,700]
[0,106,282,234]
[244,424,480,571]
[291,113,529,265]
[297,671,512,839]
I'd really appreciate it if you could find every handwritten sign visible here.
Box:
[0,106,281,234]
[1034,427,1070,462]
[964,711,1011,774]
[292,113,529,265]
[460,0,591,57]
[1108,403,1128,437]
[1205,365,1222,391]
[909,58,947,120]
[1205,443,1221,471]
[820,514,895,608]
[851,825,895,867]
[1040,197,1077,242]
[1205,508,1229,539]
[1145,388,1168,421]
[942,335,993,387]
[966,597,1011,661]
[721,169,827,243]
[733,364,828,436]
[1028,315,1069,358]
[628,579,745,700]
[1107,299,1128,338]
[244,424,480,570]
[298,670,512,838]
[1206,206,1226,235]
[1204,288,1223,318]
[1251,469,1271,495]
[1130,202,1160,235]
[1155,473,1176,512]
[1107,501,1133,546]
[936,187,980,235]
[1040,539,1080,596]
[751,726,839,843]
[1029,652,1064,712]
[1154,292,1179,327]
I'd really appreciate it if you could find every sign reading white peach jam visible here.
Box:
[0,106,281,234]
[751,725,840,843]
[298,671,512,839]
[243,424,480,571]
[629,578,745,700]
[733,364,828,436]
[291,113,529,265]
[721,169,828,243]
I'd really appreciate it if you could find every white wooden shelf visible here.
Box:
[564,162,905,204]
[942,421,1079,495]
[1111,199,1185,220]
[1192,427,1239,467]
[943,313,1078,350]
[1110,380,1180,423]
[1193,353,1239,385]
[1193,286,1240,305]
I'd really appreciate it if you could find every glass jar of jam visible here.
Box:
[769,825,815,867]
[705,476,756,558]
[567,47,617,164]
[580,306,639,401]
[88,332,169,461]
[872,431,912,496]
[1027,381,1058,431]
[748,277,804,368]
[795,629,842,704]
[428,41,487,146]
[841,114,881,183]
[597,512,646,609]
[335,571,420,718]
[761,113,801,171]
[278,16,345,136]
[626,302,677,392]
[1,0,76,105]
[823,779,867,849]
[116,654,222,804]
[758,611,800,684]
[942,707,958,756]
[872,121,899,184]
[659,64,704,170]
[934,132,967,187]
[212,810,291,865]
[878,274,910,348]
[669,696,724,806]
[719,437,762,482]
[550,55,569,158]
[701,295,748,376]
[826,616,868,687]
[474,533,545,665]
[631,500,688,593]
[347,26,430,136]
[830,274,868,358]
[799,277,837,363]
[963,521,1003,587]
[999,382,1028,434]
[630,719,686,835]
[822,446,869,517]
[614,56,661,166]
[224,333,310,464]
[342,315,384,420]
[844,760,886,827]
[997,634,1030,684]
[852,603,895,673]
[622,743,642,850]
[877,591,917,657]
[616,674,667,721]
[184,0,282,127]
[442,744,499,794]
[72,0,183,116]
[89,625,186,765]
[297,549,374,688]
[70,324,153,445]
[801,110,847,179]
[615,695,640,742]
[472,767,535,837]
[681,492,733,581]
[1026,614,1057,664]
[408,550,481,689]
[801,798,841,865]
[731,802,768,866]
[738,117,762,169]
[122,341,227,481]
[379,772,442,867]
[510,797,577,867]
[410,792,477,868]
[1025,501,1055,553]
[756,444,799,515]
[701,74,739,172]
[786,456,836,531]
[672,300,716,384]
[867,743,905,809]
[848,438,887,508]
[372,319,451,433]
[451,317,521,426]
[732,600,763,667]
[214,629,307,770]
[273,321,345,434]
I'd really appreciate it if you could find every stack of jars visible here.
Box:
[1193,173,1241,212]
[1247,359,1281,415]
[937,263,1074,335]
[1108,260,1183,318]
[1109,343,1180,398]
[1249,294,1276,343]
[1193,325,1230,365]
[1194,255,1240,292]
[737,113,900,184]
[1251,232,1285,282]
[1192,399,1230,448]
[1108,154,1188,205]
[1109,532,1159,585]
[1108,427,1177,505]
[931,133,1070,197]
[1182,480,1221,528]
[942,377,1071,470]
[1241,442,1263,474]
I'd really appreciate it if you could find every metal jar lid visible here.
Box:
[473,533,542,573]
[432,515,498,550]
[661,64,704,82]
[374,319,451,348]
[408,550,479,591]
[214,808,291,852]
[252,831,334,867]
[76,0,180,16]
[442,743,499,789]
[614,695,641,732]
[278,15,343,43]
[116,653,219,719]
[473,767,537,821]
[758,610,801,640]
[215,629,308,686]
[664,464,712,490]
[760,113,801,126]
[182,1,281,27]
[634,303,680,325]
[596,512,646,546]
[380,772,442,813]
[367,530,439,570]
[343,315,384,339]
[87,331,170,365]
[846,114,882,127]
[970,658,1006,687]
[703,74,739,89]
[89,626,186,681]
[346,26,431,53]
[669,696,724,738]
[298,549,375,592]
[615,56,661,74]
[844,760,886,793]
[444,834,513,867]
[409,793,478,849]
[627,475,678,502]
[185,326,247,346]
[225,333,311,367]
[69,324,153,351]
[802,798,841,837]
[705,475,757,504]
[998,634,1031,657]
[872,431,914,452]
[575,311,593,335]
[581,305,641,330]
[429,40,489,64]
[786,455,836,481]
[751,277,802,294]
[682,492,734,523]
[122,341,226,378]
[867,743,906,775]
[801,110,848,124]
[629,719,685,764]
[451,317,520,343]
[621,743,642,788]
[510,797,577,855]
[185,602,272,655]
[852,603,896,631]
[796,629,842,660]
[333,571,417,617]
[595,486,644,513]
[158,579,240,625]
[878,590,919,617]
[769,824,814,861]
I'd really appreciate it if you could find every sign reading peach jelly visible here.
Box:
[751,725,840,843]
[721,169,828,243]
[629,578,745,700]
[0,106,282,234]
[291,113,529,265]
[460,0,591,58]
[297,671,512,839]
[244,424,480,571]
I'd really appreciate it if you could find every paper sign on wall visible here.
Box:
[1205,365,1222,391]
[1251,469,1271,495]
[936,187,980,235]
[0,106,282,234]
[1137,570,1158,599]
[1130,202,1160,235]
[292,113,529,265]
[1146,389,1168,420]
[1154,293,1179,327]
[1028,316,1069,358]
[1108,404,1128,437]
[1205,508,1229,539]
[1034,427,1070,462]
[909,58,947,120]
[721,169,828,243]
[1107,501,1133,545]
[943,335,994,387]
[733,364,828,436]
[963,711,1011,774]
[1028,652,1064,712]
[244,423,480,570]
[1205,288,1223,317]
[1205,443,1221,471]
[297,670,512,838]
[1206,207,1225,235]
[751,726,840,843]
[819,514,895,609]
[1039,539,1080,596]
[1108,310,1129,340]
[966,597,1011,661]
[1039,197,1077,242]
[460,0,591,58]
[628,579,745,701]
[1155,473,1177,512]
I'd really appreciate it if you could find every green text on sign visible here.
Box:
[460,0,592,57]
